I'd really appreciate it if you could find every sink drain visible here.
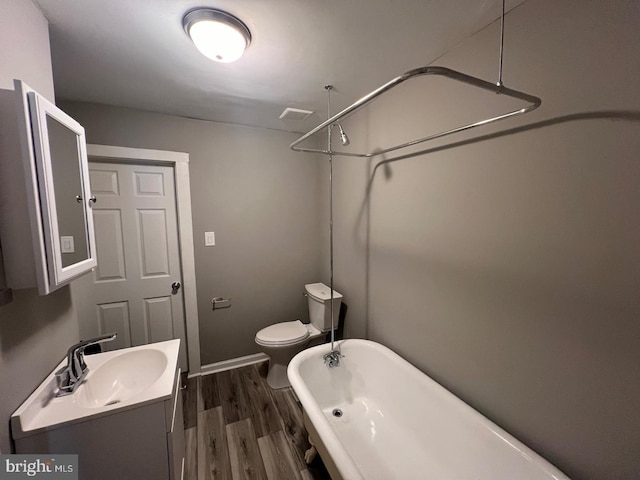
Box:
[105,400,121,406]
[332,408,343,418]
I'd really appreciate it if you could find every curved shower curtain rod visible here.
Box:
[290,65,542,158]
[290,0,542,158]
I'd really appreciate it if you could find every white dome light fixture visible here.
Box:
[183,8,251,63]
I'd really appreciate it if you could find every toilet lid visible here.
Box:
[255,320,310,347]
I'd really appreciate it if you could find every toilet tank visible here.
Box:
[305,283,343,332]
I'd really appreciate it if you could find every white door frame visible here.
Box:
[87,144,201,375]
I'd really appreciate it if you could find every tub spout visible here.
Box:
[324,350,342,368]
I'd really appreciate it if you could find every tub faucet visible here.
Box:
[55,333,117,396]
[324,350,342,368]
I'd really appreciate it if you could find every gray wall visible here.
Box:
[59,102,324,365]
[0,0,80,453]
[329,1,640,479]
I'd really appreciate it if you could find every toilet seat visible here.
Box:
[255,320,310,347]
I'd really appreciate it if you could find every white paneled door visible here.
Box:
[72,162,187,370]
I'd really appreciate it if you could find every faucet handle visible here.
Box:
[55,367,72,391]
[77,332,118,349]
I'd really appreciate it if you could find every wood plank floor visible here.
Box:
[183,362,331,480]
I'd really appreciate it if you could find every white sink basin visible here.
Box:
[11,339,180,439]
[77,349,168,408]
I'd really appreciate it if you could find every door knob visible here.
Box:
[171,282,181,294]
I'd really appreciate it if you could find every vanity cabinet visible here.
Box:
[13,367,185,480]
[0,80,96,295]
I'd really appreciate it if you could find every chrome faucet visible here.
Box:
[323,350,342,368]
[55,333,117,396]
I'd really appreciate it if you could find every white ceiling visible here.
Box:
[34,0,525,133]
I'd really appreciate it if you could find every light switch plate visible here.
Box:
[61,236,75,253]
[205,231,215,246]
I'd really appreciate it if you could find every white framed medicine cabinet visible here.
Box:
[0,80,96,295]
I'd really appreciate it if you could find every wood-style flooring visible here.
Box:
[182,362,331,480]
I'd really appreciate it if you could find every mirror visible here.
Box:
[47,115,90,267]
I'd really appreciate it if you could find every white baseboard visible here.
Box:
[198,352,269,377]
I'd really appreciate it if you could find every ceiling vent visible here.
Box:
[279,107,314,121]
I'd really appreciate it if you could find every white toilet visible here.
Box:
[255,282,343,389]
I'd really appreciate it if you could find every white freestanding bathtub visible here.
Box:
[288,339,569,480]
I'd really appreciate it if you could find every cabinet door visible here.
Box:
[26,85,97,292]
[168,372,185,480]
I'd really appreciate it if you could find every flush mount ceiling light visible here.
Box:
[183,8,251,63]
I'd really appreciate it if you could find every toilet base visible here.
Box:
[266,361,291,389]
[259,341,309,390]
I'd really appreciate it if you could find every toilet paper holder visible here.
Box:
[211,297,231,310]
